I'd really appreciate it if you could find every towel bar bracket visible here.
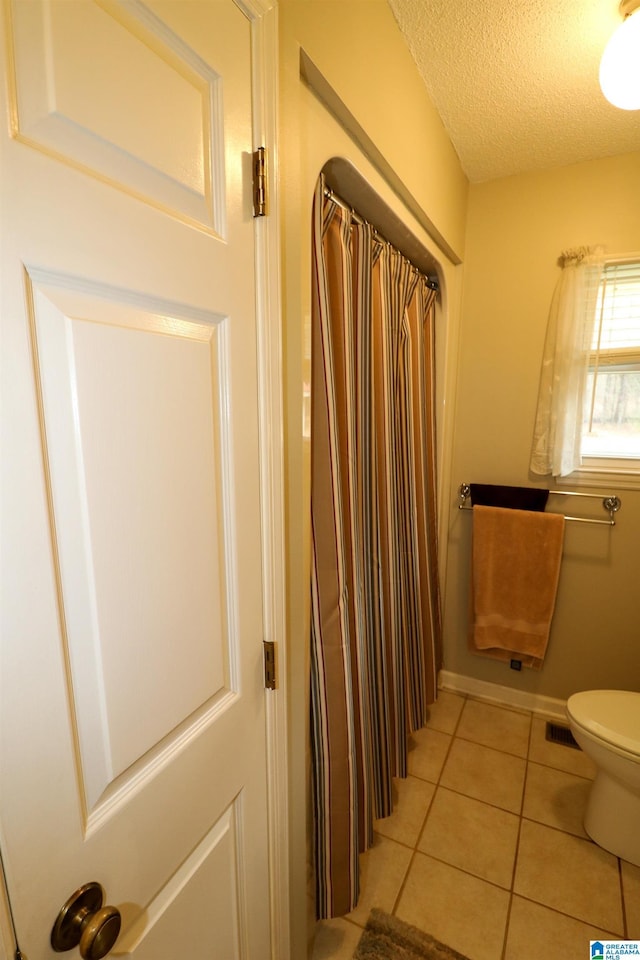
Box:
[603,496,621,517]
[458,483,471,507]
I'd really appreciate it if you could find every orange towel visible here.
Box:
[470,505,565,669]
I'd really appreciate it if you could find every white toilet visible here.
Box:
[566,689,640,866]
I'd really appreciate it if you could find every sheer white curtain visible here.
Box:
[530,247,604,477]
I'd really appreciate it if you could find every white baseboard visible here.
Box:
[438,669,568,722]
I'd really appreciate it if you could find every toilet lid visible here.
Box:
[567,690,640,757]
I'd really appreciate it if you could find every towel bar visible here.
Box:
[457,483,621,526]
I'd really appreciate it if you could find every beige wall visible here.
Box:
[443,151,640,702]
[277,2,468,954]
[279,0,468,261]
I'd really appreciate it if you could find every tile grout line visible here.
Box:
[389,693,467,920]
[499,710,534,960]
[619,858,628,939]
[508,892,624,940]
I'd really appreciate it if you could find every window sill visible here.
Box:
[559,464,640,492]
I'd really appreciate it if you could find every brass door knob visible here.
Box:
[51,882,121,960]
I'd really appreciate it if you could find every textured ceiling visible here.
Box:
[387,0,640,182]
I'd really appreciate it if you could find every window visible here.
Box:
[580,259,640,472]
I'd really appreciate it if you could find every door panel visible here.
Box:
[9,0,226,232]
[28,270,233,813]
[117,803,242,958]
[1,2,271,957]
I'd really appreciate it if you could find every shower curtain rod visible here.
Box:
[324,185,365,223]
[323,185,440,290]
[457,482,622,526]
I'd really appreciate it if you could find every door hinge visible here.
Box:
[263,640,276,690]
[252,146,267,218]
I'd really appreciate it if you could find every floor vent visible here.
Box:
[545,721,580,750]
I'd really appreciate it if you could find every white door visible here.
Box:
[0,1,274,958]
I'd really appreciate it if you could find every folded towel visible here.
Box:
[469,505,565,669]
[470,483,549,512]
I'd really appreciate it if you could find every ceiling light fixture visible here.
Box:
[600,0,640,110]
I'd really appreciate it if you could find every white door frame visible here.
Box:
[244,1,291,958]
[0,1,289,958]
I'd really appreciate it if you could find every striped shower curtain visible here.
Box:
[311,175,442,919]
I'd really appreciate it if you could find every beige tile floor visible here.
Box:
[310,690,640,960]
